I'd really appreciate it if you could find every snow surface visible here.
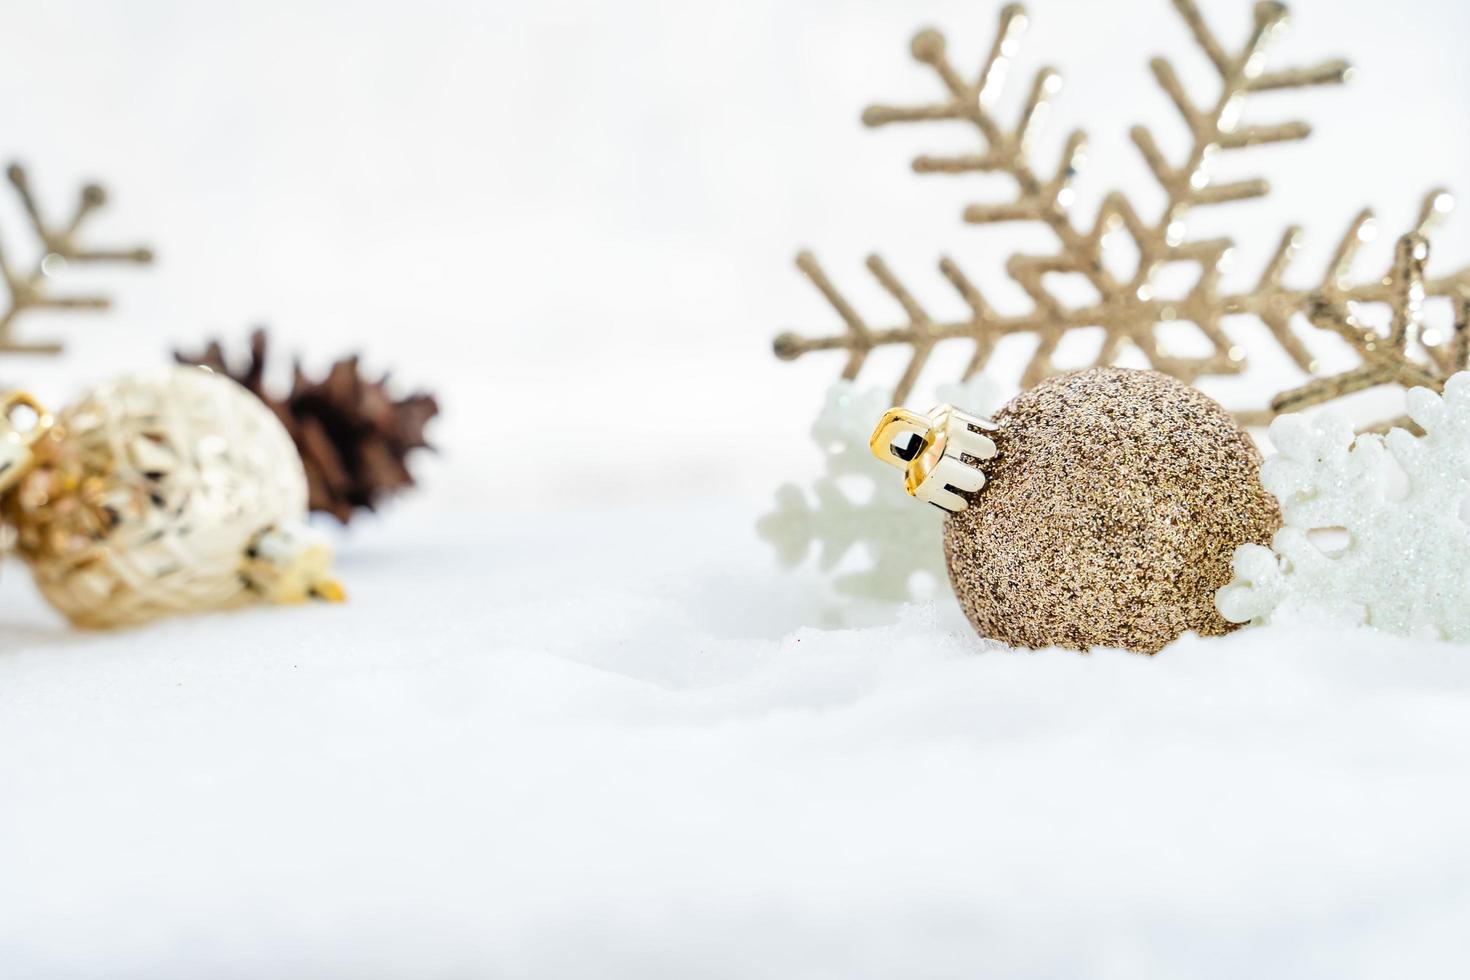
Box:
[4,501,1469,979]
[3,0,1469,975]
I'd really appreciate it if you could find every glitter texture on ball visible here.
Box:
[942,367,1280,653]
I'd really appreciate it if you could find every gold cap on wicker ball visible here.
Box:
[0,391,53,495]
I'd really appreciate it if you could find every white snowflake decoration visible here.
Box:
[758,375,999,601]
[1217,372,1470,640]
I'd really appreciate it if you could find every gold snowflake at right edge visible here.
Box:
[774,0,1470,432]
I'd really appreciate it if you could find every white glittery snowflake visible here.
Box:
[758,375,998,601]
[1217,372,1470,640]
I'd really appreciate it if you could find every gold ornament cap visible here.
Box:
[0,391,52,494]
[870,404,997,512]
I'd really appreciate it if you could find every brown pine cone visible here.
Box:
[176,329,439,523]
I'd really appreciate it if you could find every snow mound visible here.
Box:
[2,504,1468,978]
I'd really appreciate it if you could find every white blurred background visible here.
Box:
[3,0,1468,516]
[7,6,1470,975]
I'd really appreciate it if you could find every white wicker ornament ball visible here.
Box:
[3,365,342,628]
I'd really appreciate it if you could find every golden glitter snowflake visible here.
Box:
[1252,200,1470,432]
[774,0,1470,427]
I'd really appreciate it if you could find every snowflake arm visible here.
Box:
[0,163,153,353]
[1246,201,1470,432]
[774,0,1348,405]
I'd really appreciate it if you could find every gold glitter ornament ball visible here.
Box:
[4,366,342,628]
[943,368,1279,653]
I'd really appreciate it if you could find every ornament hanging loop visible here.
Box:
[0,391,53,494]
[869,404,998,513]
[871,408,933,471]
